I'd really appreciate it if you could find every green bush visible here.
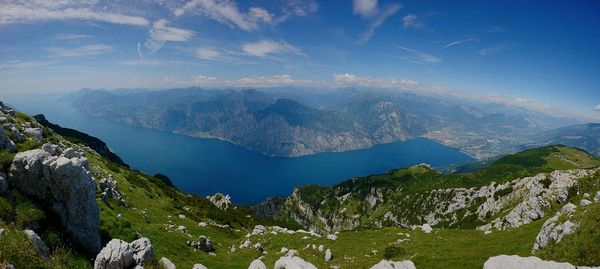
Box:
[0,150,15,172]
[383,246,406,259]
[0,196,15,221]
[493,186,513,199]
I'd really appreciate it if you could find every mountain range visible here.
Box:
[69,88,581,159]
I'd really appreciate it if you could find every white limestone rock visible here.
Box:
[248,259,267,269]
[274,256,317,269]
[483,255,600,269]
[9,147,101,252]
[325,249,333,261]
[159,257,176,269]
[369,260,416,269]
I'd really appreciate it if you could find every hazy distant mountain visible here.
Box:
[523,123,600,156]
[69,88,577,158]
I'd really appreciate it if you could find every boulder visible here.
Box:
[130,237,154,265]
[99,176,126,205]
[0,129,15,152]
[252,225,267,235]
[369,260,416,269]
[9,147,101,252]
[192,264,208,269]
[324,249,333,261]
[186,236,214,252]
[93,239,134,269]
[248,259,267,269]
[7,126,24,143]
[24,229,50,258]
[327,234,337,240]
[159,257,176,269]
[580,199,592,206]
[274,256,317,269]
[595,191,600,202]
[23,128,43,141]
[483,255,600,269]
[420,224,432,233]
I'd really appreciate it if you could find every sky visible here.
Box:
[0,0,599,119]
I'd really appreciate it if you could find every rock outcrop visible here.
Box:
[0,172,9,195]
[0,128,15,152]
[93,237,153,269]
[369,260,417,269]
[9,145,101,252]
[483,255,600,269]
[532,203,579,252]
[99,176,126,205]
[207,193,231,210]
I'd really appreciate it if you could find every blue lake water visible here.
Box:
[6,95,473,203]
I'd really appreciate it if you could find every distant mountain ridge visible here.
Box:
[69,88,577,158]
[523,123,600,156]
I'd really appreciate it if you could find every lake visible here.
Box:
[6,95,473,203]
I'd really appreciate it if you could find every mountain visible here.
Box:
[1,102,599,268]
[68,88,576,158]
[523,123,600,156]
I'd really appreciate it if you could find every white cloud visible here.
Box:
[443,38,477,49]
[358,4,401,44]
[54,33,91,40]
[282,0,318,17]
[0,1,149,26]
[595,104,600,111]
[162,74,316,88]
[0,60,54,70]
[333,73,419,90]
[196,47,221,60]
[353,0,379,18]
[174,0,272,31]
[242,40,301,57]
[48,44,113,57]
[479,42,518,55]
[396,46,441,64]
[402,14,423,28]
[145,19,195,53]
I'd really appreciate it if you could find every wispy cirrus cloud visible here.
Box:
[353,0,379,18]
[358,3,402,44]
[145,19,195,53]
[162,74,317,88]
[54,33,91,40]
[396,46,441,64]
[173,0,273,31]
[0,1,149,26]
[595,104,600,111]
[242,40,301,57]
[0,60,54,70]
[443,38,478,49]
[47,44,113,57]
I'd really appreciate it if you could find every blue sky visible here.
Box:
[0,0,599,119]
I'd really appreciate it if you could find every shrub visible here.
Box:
[0,197,15,221]
[383,246,406,259]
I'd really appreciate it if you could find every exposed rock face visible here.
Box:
[369,260,417,269]
[24,229,50,258]
[9,145,101,252]
[159,257,176,269]
[248,259,267,269]
[207,193,231,210]
[267,166,598,234]
[99,176,126,205]
[250,196,286,218]
[252,225,267,236]
[274,256,317,269]
[483,255,600,269]
[130,237,154,265]
[532,203,579,252]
